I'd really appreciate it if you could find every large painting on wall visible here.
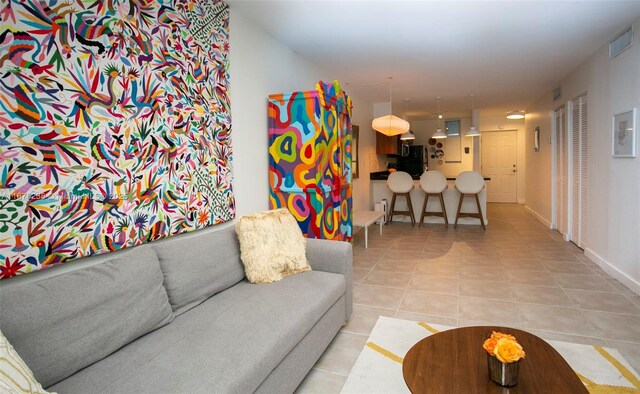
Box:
[0,0,234,278]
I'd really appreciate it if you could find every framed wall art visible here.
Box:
[612,109,637,158]
[534,127,541,152]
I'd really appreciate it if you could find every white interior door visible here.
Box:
[553,106,568,237]
[481,130,517,203]
[568,95,588,248]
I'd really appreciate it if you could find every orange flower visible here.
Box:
[483,338,498,355]
[491,331,517,342]
[493,338,526,363]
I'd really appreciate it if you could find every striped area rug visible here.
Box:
[341,316,640,393]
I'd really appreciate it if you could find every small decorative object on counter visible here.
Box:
[483,331,526,387]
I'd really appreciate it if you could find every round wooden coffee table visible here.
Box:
[402,326,588,393]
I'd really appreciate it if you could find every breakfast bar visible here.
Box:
[370,171,490,226]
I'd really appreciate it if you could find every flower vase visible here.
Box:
[487,354,520,387]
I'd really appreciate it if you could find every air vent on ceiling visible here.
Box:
[553,87,562,102]
[609,27,633,59]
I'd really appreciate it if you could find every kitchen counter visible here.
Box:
[370,176,489,225]
[370,171,490,181]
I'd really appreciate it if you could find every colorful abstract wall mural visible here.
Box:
[268,81,352,242]
[0,0,234,278]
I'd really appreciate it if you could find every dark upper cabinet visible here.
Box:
[376,133,399,155]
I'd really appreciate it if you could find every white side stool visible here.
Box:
[419,171,449,228]
[353,210,385,249]
[387,171,416,226]
[454,171,486,230]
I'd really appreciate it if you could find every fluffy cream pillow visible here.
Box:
[235,208,311,284]
[0,330,53,394]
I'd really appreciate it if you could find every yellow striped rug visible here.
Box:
[341,316,640,394]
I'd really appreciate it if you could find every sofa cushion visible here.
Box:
[47,270,346,394]
[152,226,246,315]
[235,209,310,284]
[0,330,51,394]
[0,246,173,388]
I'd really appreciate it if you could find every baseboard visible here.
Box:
[585,248,640,296]
[517,199,525,204]
[523,205,552,229]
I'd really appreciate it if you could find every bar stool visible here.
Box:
[419,171,449,228]
[387,171,416,226]
[454,171,486,230]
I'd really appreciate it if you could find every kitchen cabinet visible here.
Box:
[376,133,400,155]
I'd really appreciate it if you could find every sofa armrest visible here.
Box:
[305,239,352,321]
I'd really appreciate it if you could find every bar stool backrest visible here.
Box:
[420,171,448,194]
[455,171,485,194]
[387,171,414,193]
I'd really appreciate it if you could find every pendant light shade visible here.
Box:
[400,130,415,140]
[372,77,410,136]
[431,96,447,139]
[432,128,447,139]
[466,126,481,137]
[372,115,410,136]
[466,93,481,137]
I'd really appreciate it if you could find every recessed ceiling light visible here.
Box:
[506,111,525,120]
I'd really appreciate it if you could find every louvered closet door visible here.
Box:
[569,95,588,248]
[553,106,568,237]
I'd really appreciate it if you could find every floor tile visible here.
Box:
[458,297,522,326]
[342,305,396,336]
[373,258,418,274]
[552,273,619,293]
[516,303,601,338]
[353,284,405,310]
[565,289,640,315]
[363,270,411,289]
[408,274,458,295]
[414,261,460,278]
[295,368,346,394]
[314,331,368,375]
[399,290,458,318]
[584,311,640,343]
[509,284,575,306]
[460,266,508,282]
[352,268,370,284]
[459,279,514,300]
[504,270,558,287]
[543,261,596,275]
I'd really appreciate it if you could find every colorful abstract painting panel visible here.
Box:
[268,81,352,241]
[0,0,234,278]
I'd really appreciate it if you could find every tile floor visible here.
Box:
[295,203,640,393]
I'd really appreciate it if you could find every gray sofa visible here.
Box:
[0,226,352,393]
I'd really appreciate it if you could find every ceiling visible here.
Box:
[227,0,640,119]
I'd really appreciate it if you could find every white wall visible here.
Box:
[525,17,640,293]
[230,9,373,214]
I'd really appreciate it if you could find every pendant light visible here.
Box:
[399,98,415,141]
[432,96,447,139]
[466,93,481,137]
[371,77,410,136]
